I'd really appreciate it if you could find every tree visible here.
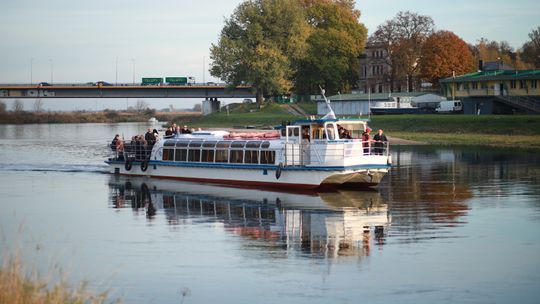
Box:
[12,100,24,112]
[33,99,44,113]
[521,26,540,68]
[472,38,529,69]
[420,31,475,87]
[369,11,434,92]
[294,0,367,95]
[135,99,148,114]
[0,101,6,113]
[210,0,311,103]
[192,103,202,112]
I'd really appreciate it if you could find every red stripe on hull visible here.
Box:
[112,172,377,190]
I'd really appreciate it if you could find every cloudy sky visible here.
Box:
[0,0,538,85]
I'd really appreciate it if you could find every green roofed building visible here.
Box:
[439,66,540,114]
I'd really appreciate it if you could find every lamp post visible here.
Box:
[131,58,135,85]
[30,58,34,85]
[203,56,206,84]
[49,59,54,84]
[115,56,118,85]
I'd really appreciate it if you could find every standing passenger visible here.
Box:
[373,129,388,155]
[181,125,192,134]
[362,128,371,155]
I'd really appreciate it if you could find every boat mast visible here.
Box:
[320,86,336,120]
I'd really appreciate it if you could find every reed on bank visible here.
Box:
[0,255,121,304]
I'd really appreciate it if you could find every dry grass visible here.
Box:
[0,254,121,304]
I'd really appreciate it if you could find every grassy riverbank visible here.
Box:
[367,115,540,148]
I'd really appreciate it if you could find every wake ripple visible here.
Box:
[0,163,109,174]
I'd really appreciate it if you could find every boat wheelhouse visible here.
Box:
[106,118,391,190]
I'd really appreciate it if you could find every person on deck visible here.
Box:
[181,125,192,134]
[373,129,388,155]
[362,128,371,155]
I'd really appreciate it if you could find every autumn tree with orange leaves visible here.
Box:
[420,30,475,88]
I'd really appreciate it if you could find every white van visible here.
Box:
[436,100,462,113]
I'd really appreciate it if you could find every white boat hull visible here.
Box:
[107,160,389,189]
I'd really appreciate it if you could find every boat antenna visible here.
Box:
[319,85,336,120]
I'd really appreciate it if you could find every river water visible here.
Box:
[1,123,539,304]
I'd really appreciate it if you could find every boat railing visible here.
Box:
[283,140,390,166]
[107,140,155,162]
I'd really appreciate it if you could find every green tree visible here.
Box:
[420,31,475,87]
[210,0,311,103]
[294,0,367,95]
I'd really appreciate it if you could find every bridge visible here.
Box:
[0,83,255,99]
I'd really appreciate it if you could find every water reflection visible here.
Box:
[108,176,390,258]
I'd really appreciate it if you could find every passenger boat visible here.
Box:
[106,96,392,189]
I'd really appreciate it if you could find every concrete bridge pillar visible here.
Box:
[202,98,221,115]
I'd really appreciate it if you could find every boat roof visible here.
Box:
[292,117,369,125]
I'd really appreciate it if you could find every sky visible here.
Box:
[0,0,539,110]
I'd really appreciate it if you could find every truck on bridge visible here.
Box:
[142,77,196,86]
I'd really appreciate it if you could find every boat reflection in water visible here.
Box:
[108,176,390,258]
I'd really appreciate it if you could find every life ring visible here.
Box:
[124,160,132,171]
[275,163,283,180]
[141,160,149,172]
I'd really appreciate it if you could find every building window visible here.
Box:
[472,82,478,90]
[481,82,488,89]
[519,80,526,89]
[532,80,538,89]
[510,80,516,89]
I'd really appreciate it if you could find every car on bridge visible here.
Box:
[94,81,113,87]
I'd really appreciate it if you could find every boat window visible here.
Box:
[288,128,299,137]
[202,141,217,148]
[260,150,275,164]
[326,124,335,140]
[163,148,173,161]
[215,150,228,163]
[216,141,231,148]
[164,140,176,147]
[201,149,215,162]
[246,141,262,148]
[261,141,270,149]
[188,149,201,162]
[189,141,202,148]
[245,150,259,164]
[175,141,189,148]
[229,150,244,163]
[231,141,246,148]
[175,148,187,161]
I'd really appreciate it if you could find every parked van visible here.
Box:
[436,100,462,113]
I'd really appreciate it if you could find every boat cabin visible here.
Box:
[279,118,369,143]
